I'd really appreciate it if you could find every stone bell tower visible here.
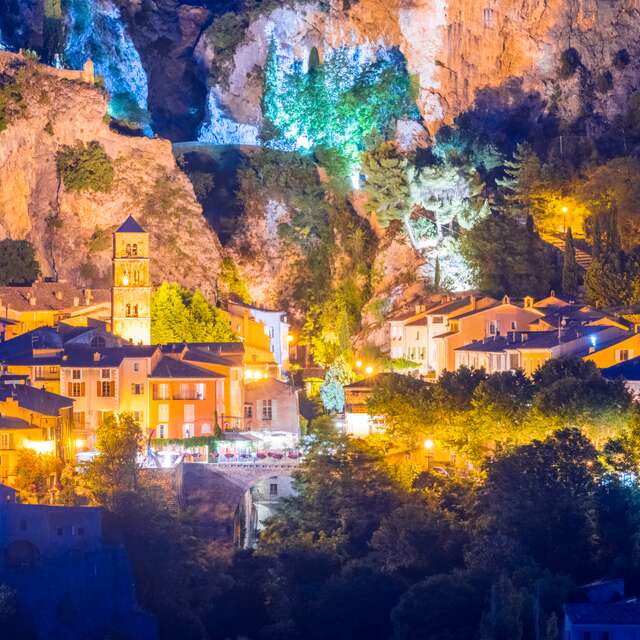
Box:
[111,215,151,345]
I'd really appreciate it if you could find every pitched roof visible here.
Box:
[183,348,238,368]
[0,416,32,430]
[116,215,145,233]
[602,356,640,382]
[565,601,640,625]
[60,345,157,368]
[150,356,224,379]
[0,384,72,416]
[161,342,245,355]
[0,282,109,312]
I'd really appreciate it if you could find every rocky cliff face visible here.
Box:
[200,0,640,135]
[0,52,222,297]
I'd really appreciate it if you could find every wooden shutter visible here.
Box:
[80,382,85,397]
[109,381,115,397]
[67,382,72,397]
[97,381,102,397]
[271,399,277,420]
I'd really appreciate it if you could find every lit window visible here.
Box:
[0,433,9,449]
[131,383,144,395]
[201,424,211,434]
[157,424,168,439]
[98,381,114,397]
[101,369,111,380]
[69,382,84,397]
[195,383,205,400]
[262,400,273,421]
[183,423,194,439]
[244,403,253,418]
[154,384,169,400]
[72,369,82,380]
[618,350,630,362]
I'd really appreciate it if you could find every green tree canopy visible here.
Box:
[56,140,114,193]
[151,282,236,344]
[0,239,40,285]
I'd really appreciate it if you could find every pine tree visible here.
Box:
[562,227,579,299]
[434,255,441,290]
[362,142,410,228]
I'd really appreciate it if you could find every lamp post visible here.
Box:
[561,205,568,233]
[424,438,434,471]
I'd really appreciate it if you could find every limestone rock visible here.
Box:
[0,52,222,298]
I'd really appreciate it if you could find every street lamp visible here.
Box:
[561,205,568,233]
[424,438,434,471]
[355,360,363,369]
[365,365,373,375]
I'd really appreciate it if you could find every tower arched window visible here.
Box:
[131,244,138,256]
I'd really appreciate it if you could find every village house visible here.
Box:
[0,380,73,484]
[0,281,110,339]
[243,377,300,435]
[435,296,545,374]
[389,294,496,377]
[148,355,223,440]
[455,325,627,376]
[602,357,640,398]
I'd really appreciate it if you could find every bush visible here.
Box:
[56,141,114,193]
[559,48,582,79]
[0,78,25,133]
[613,48,631,69]
[0,239,41,285]
[595,71,613,94]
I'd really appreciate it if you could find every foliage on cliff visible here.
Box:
[0,239,40,285]
[56,140,114,193]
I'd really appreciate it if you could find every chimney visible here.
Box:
[55,290,63,301]
[502,295,510,305]
[524,296,534,309]
[470,295,477,311]
[93,351,101,362]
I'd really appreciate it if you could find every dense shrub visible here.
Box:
[56,141,114,193]
[0,239,40,285]
[559,47,582,79]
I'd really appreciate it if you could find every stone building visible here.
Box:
[111,215,152,345]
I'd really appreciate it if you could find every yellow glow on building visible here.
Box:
[23,439,55,455]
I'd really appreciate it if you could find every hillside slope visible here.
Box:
[0,52,222,297]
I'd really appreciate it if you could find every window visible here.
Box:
[483,7,493,27]
[244,403,253,418]
[262,400,273,421]
[101,368,111,379]
[416,330,420,340]
[133,362,140,373]
[0,433,9,449]
[184,404,195,422]
[49,366,57,374]
[489,321,498,335]
[179,383,190,399]
[72,369,82,380]
[510,321,517,330]
[133,411,143,424]
[131,383,144,395]
[69,382,85,398]
[126,243,138,257]
[158,404,169,422]
[73,412,85,427]
[183,423,193,439]
[617,349,631,362]
[97,380,114,397]
[195,383,205,400]
[98,411,113,426]
[125,304,139,318]
[432,316,443,324]
[154,384,169,400]
[201,423,211,434]
[157,424,168,439]
[269,483,278,497]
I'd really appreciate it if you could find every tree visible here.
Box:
[151,282,236,344]
[84,413,143,509]
[14,450,61,503]
[319,356,353,413]
[362,142,410,228]
[56,140,114,193]
[460,213,556,298]
[0,239,41,285]
[478,428,603,579]
[562,227,579,298]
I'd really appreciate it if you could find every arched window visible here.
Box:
[131,244,138,256]
[90,335,106,349]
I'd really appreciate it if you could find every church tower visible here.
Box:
[111,215,151,345]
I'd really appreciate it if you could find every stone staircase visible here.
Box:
[541,232,593,270]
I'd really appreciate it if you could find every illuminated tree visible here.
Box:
[14,450,61,504]
[362,142,410,228]
[320,356,353,413]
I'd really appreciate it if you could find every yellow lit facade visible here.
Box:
[111,216,152,345]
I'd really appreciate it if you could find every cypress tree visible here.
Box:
[562,227,579,299]
[434,255,441,290]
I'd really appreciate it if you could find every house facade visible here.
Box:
[243,378,300,435]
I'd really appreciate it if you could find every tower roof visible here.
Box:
[116,215,145,233]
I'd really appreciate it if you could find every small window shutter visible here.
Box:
[97,381,102,397]
[271,400,277,420]
[110,381,115,397]
[80,382,85,397]
[67,382,72,396]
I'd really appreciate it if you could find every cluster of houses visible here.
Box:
[346,291,640,436]
[0,216,300,485]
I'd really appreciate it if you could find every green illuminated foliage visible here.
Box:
[56,140,114,193]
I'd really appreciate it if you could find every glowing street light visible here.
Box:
[424,438,434,471]
[561,205,568,232]
[423,438,434,451]
[355,360,363,369]
[365,365,373,376]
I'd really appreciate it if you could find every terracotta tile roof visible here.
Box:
[150,356,224,379]
[0,282,109,312]
[0,384,72,416]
